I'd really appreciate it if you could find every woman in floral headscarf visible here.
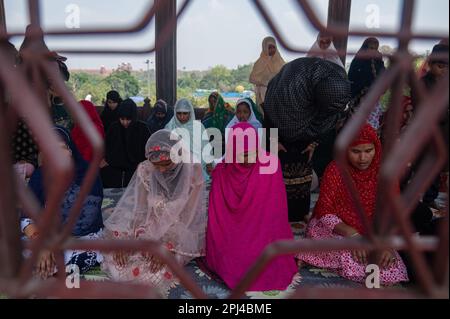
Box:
[101,130,207,297]
[297,124,409,285]
[249,36,286,114]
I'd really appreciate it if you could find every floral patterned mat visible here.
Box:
[88,189,364,299]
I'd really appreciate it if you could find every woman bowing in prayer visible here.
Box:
[264,57,351,222]
[101,130,207,297]
[249,36,286,115]
[297,124,409,285]
[206,122,298,291]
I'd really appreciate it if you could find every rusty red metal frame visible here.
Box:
[0,0,448,299]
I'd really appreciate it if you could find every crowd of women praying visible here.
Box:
[2,28,448,297]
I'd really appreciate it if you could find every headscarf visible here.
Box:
[117,98,138,121]
[202,92,234,136]
[313,124,382,234]
[226,98,263,131]
[307,33,345,69]
[264,57,351,144]
[103,129,207,258]
[104,99,150,170]
[101,90,123,133]
[206,122,297,291]
[146,99,173,136]
[28,126,104,237]
[165,99,208,166]
[243,97,264,123]
[428,43,449,65]
[249,36,286,87]
[71,100,105,162]
[348,37,386,99]
[106,90,122,104]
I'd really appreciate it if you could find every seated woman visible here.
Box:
[202,92,235,136]
[101,130,207,297]
[206,122,298,291]
[23,126,104,278]
[101,99,151,188]
[226,98,263,131]
[146,99,173,136]
[297,124,409,285]
[210,98,264,167]
[165,99,211,180]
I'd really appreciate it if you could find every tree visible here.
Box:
[105,70,140,98]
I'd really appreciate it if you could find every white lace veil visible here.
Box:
[103,129,207,257]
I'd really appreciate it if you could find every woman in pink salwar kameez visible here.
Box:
[206,122,298,291]
[298,124,409,285]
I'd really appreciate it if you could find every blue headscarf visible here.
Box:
[28,126,104,237]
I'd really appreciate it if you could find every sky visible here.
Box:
[3,0,449,71]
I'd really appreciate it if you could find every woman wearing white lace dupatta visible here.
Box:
[101,130,207,297]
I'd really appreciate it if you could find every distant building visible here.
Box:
[70,67,112,76]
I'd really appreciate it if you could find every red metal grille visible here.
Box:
[0,0,448,299]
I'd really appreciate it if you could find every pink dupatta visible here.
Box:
[206,122,297,291]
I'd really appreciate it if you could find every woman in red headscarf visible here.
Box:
[298,124,409,285]
[71,100,105,162]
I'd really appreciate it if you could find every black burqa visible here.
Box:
[264,57,351,221]
[101,99,151,188]
[101,90,123,134]
[146,99,174,136]
[348,38,385,99]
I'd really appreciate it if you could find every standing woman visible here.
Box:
[348,37,386,130]
[101,99,150,188]
[249,37,286,115]
[101,90,123,134]
[264,57,351,222]
[298,124,409,285]
[307,32,345,69]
